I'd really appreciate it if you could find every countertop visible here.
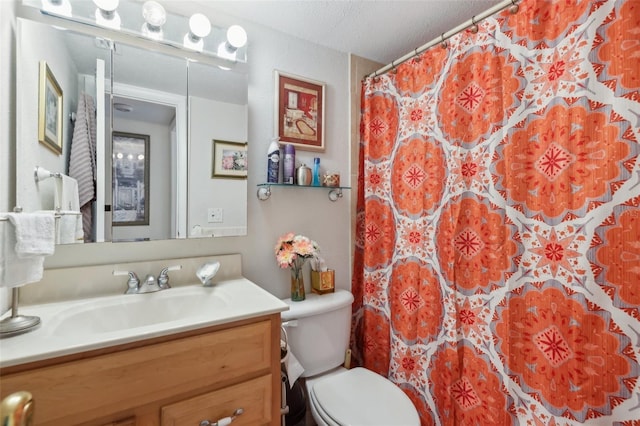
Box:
[0,278,288,368]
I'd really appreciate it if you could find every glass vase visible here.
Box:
[290,266,305,301]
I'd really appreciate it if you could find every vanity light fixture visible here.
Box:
[183,13,211,52]
[30,0,248,64]
[94,0,121,30]
[41,0,72,17]
[141,1,166,41]
[216,25,247,69]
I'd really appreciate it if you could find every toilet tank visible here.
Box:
[281,290,354,378]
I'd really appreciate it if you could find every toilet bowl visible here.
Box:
[281,290,420,426]
[306,367,419,426]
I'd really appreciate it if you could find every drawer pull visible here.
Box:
[200,408,244,426]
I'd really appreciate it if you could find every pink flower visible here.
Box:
[274,233,320,270]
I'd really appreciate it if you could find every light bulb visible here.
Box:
[226,25,247,49]
[189,13,211,39]
[94,0,120,30]
[142,1,166,27]
[94,0,118,13]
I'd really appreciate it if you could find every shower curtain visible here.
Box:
[352,0,640,424]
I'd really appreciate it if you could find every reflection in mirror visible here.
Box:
[187,61,248,238]
[16,18,110,244]
[16,16,249,245]
[110,43,187,242]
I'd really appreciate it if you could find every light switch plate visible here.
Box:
[207,208,223,223]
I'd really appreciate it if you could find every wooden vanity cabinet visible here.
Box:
[0,314,282,426]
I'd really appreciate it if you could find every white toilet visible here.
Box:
[281,289,420,426]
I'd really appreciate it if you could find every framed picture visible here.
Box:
[38,61,63,155]
[212,140,248,179]
[112,132,150,226]
[275,71,325,152]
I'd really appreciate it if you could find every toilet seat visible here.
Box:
[309,367,420,426]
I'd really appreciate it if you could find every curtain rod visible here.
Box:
[369,0,519,78]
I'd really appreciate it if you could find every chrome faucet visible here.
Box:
[139,274,161,293]
[158,265,182,289]
[114,265,182,294]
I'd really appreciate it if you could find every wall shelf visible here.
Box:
[256,183,350,202]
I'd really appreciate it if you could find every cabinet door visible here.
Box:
[161,374,272,426]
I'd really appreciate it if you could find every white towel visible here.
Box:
[6,212,55,257]
[57,211,83,244]
[56,175,80,212]
[0,219,46,287]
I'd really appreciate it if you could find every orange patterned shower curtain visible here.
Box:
[351,0,640,424]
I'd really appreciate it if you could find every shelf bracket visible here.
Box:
[328,188,343,202]
[257,185,271,200]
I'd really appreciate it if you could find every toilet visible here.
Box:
[281,290,420,426]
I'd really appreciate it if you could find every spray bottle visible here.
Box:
[267,137,280,183]
[283,144,296,184]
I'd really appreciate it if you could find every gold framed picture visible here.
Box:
[275,71,325,152]
[38,61,63,155]
[212,140,248,179]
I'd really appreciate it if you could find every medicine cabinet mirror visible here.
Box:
[15,15,249,244]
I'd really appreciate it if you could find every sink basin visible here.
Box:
[48,286,230,335]
[0,278,289,369]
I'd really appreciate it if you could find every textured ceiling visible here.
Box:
[183,0,505,65]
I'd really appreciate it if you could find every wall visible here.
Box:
[188,96,248,237]
[1,3,351,308]
[0,0,17,312]
[16,18,78,212]
[112,117,172,242]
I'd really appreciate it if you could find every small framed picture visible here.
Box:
[38,61,63,155]
[275,71,325,152]
[112,132,150,226]
[212,140,248,179]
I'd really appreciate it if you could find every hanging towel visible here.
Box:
[57,211,83,244]
[68,93,97,241]
[7,212,55,257]
[56,174,80,212]
[0,212,55,288]
[0,220,45,287]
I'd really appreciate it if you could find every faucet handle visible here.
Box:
[158,265,182,289]
[114,270,140,294]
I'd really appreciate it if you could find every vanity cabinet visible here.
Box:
[0,315,281,426]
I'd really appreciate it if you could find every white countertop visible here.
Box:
[0,278,288,368]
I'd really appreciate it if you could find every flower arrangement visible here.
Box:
[275,233,319,301]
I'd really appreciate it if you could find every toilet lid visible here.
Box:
[311,368,420,426]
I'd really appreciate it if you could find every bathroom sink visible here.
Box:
[49,286,230,335]
[0,278,289,368]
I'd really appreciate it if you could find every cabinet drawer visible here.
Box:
[1,320,272,425]
[161,374,272,426]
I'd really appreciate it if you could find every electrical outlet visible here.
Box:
[207,208,223,223]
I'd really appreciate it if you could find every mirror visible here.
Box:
[16,16,248,244]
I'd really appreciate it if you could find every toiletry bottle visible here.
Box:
[312,157,321,186]
[267,137,280,183]
[283,144,296,184]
